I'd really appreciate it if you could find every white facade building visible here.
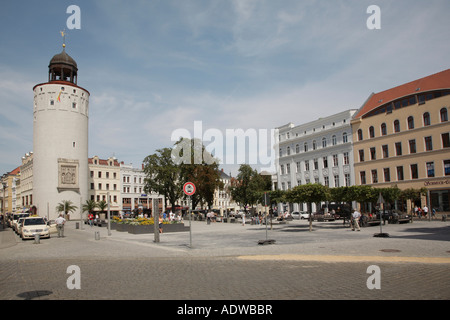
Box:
[32,46,90,219]
[120,162,164,215]
[275,109,357,213]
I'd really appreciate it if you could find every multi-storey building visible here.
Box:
[276,109,357,212]
[212,169,239,214]
[351,69,450,212]
[88,156,121,216]
[120,162,164,215]
[0,166,21,214]
[20,152,33,210]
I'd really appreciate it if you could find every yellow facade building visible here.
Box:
[351,69,450,213]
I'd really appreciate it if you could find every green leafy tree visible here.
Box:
[177,138,223,210]
[229,164,267,212]
[97,200,108,213]
[286,183,330,231]
[56,200,78,219]
[143,147,184,214]
[82,199,98,217]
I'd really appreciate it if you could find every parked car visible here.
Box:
[11,213,29,231]
[291,212,300,219]
[16,217,27,235]
[299,212,311,219]
[20,217,50,240]
[46,220,58,234]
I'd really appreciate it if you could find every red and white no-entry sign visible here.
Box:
[183,182,196,196]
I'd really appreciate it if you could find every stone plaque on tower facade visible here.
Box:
[57,158,80,193]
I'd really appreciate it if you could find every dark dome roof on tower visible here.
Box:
[49,49,78,69]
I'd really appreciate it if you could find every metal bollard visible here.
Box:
[95,231,100,240]
[34,233,40,244]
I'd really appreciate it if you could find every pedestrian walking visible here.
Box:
[159,216,163,234]
[55,214,66,238]
[351,209,361,231]
[423,205,428,218]
[88,213,94,227]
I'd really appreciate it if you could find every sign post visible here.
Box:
[183,182,196,248]
[258,192,275,245]
[374,192,389,238]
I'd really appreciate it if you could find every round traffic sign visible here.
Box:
[183,182,196,196]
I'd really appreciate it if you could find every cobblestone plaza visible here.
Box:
[1,218,449,301]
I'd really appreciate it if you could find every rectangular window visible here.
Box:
[382,145,389,158]
[333,154,338,167]
[344,173,350,187]
[313,159,318,170]
[426,162,435,177]
[395,142,402,156]
[410,164,419,179]
[360,171,366,185]
[334,175,340,187]
[383,168,390,182]
[370,147,376,160]
[323,157,328,168]
[409,139,416,154]
[444,160,450,176]
[397,166,404,181]
[343,152,349,165]
[371,170,378,183]
[359,150,365,162]
[442,133,450,148]
[425,136,433,151]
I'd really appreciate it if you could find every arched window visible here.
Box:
[332,135,337,145]
[423,112,430,126]
[357,129,363,141]
[408,116,414,129]
[322,137,327,148]
[381,123,387,136]
[440,108,448,122]
[342,132,348,143]
[312,140,317,150]
[295,144,300,153]
[394,120,400,133]
[287,146,291,155]
[304,142,308,152]
[369,126,375,138]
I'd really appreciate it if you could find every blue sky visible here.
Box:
[1,0,449,176]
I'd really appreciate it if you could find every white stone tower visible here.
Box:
[32,42,89,220]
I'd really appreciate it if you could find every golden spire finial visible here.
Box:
[60,29,67,49]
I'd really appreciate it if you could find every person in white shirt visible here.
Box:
[55,214,66,238]
[351,209,361,231]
